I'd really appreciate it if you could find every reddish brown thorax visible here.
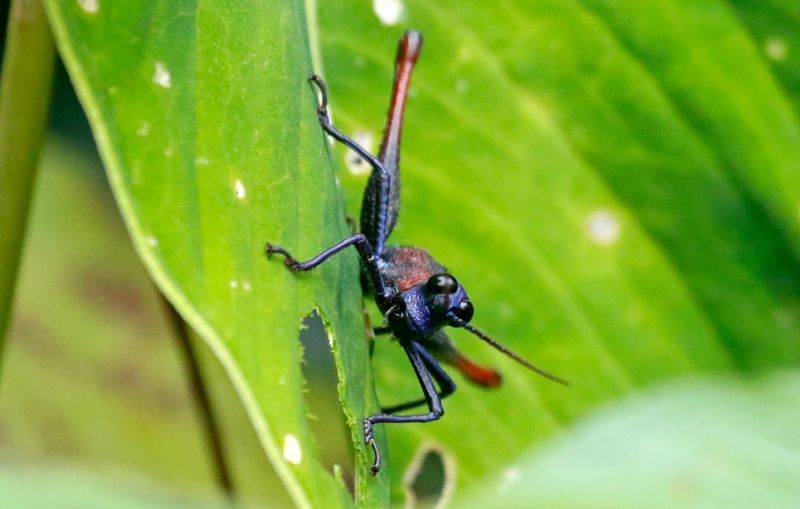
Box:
[381,246,446,292]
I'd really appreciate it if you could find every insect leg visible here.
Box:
[364,339,445,475]
[308,74,387,175]
[380,342,456,414]
[360,31,423,255]
[308,73,393,255]
[265,233,393,304]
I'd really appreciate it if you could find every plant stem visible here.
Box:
[0,0,56,355]
[159,293,236,502]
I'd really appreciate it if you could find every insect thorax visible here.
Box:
[379,246,447,294]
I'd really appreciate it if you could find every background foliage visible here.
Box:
[1,0,799,507]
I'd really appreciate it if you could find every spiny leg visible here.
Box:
[364,339,445,475]
[376,31,422,178]
[307,72,393,257]
[360,31,423,255]
[380,341,456,414]
[371,329,457,411]
[308,74,387,175]
[265,233,393,306]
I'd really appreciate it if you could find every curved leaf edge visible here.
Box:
[42,6,319,509]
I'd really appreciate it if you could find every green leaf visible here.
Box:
[43,0,387,507]
[315,0,800,501]
[462,371,800,509]
[728,1,800,115]
[41,0,800,505]
[3,137,296,506]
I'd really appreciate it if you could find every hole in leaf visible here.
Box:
[299,310,354,495]
[404,445,454,508]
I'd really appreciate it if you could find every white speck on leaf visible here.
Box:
[242,281,252,291]
[164,147,174,158]
[457,46,473,63]
[78,0,99,14]
[455,79,469,93]
[373,0,404,26]
[283,434,302,464]
[765,37,787,61]
[346,131,375,176]
[498,302,514,319]
[773,307,794,329]
[147,236,159,247]
[234,179,246,200]
[152,61,172,88]
[586,208,621,246]
[497,466,521,493]
[136,122,150,137]
[195,157,210,166]
[229,280,239,289]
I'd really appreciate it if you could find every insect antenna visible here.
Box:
[448,313,569,386]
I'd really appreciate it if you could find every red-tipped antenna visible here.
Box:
[378,30,423,171]
[448,313,569,386]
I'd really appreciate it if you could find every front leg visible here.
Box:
[265,233,393,305]
[308,74,387,176]
[379,341,456,414]
[364,339,445,475]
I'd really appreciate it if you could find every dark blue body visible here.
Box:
[386,283,471,342]
[264,30,563,476]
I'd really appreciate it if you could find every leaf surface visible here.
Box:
[44,0,387,506]
[316,0,800,501]
[463,371,800,509]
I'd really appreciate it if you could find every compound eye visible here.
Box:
[426,273,458,294]
[455,300,474,323]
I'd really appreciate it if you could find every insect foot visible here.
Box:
[307,73,330,119]
[364,419,382,475]
[264,243,302,271]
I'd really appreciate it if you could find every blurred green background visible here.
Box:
[3,1,800,508]
[0,71,282,507]
[0,83,353,508]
